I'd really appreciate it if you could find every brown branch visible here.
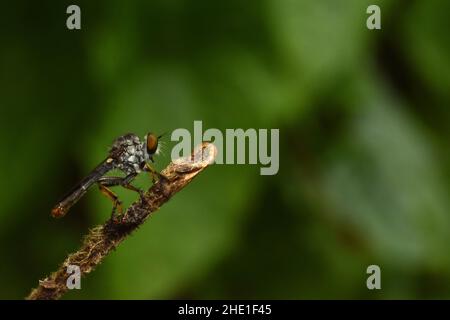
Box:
[26,142,217,300]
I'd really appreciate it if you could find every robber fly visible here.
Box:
[51,132,163,221]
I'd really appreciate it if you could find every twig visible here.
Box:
[26,142,217,300]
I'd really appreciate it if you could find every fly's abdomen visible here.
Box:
[51,159,113,218]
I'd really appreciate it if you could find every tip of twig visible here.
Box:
[171,142,217,174]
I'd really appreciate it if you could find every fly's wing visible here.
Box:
[51,159,114,218]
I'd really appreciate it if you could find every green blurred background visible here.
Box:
[1,0,449,299]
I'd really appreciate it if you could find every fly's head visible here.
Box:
[143,132,162,162]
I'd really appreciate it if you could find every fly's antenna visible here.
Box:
[157,131,169,140]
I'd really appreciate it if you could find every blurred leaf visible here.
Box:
[318,72,450,269]
[402,0,450,104]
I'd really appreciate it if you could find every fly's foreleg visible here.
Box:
[144,162,166,183]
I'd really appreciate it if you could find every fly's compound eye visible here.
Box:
[146,133,159,156]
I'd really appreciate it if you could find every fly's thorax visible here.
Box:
[111,133,147,175]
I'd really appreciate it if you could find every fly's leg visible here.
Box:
[144,162,167,183]
[121,183,145,201]
[98,174,144,199]
[98,184,123,222]
[120,173,146,201]
[97,173,145,223]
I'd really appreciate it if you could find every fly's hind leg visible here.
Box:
[98,183,123,222]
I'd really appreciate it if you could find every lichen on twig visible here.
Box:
[26,142,217,300]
